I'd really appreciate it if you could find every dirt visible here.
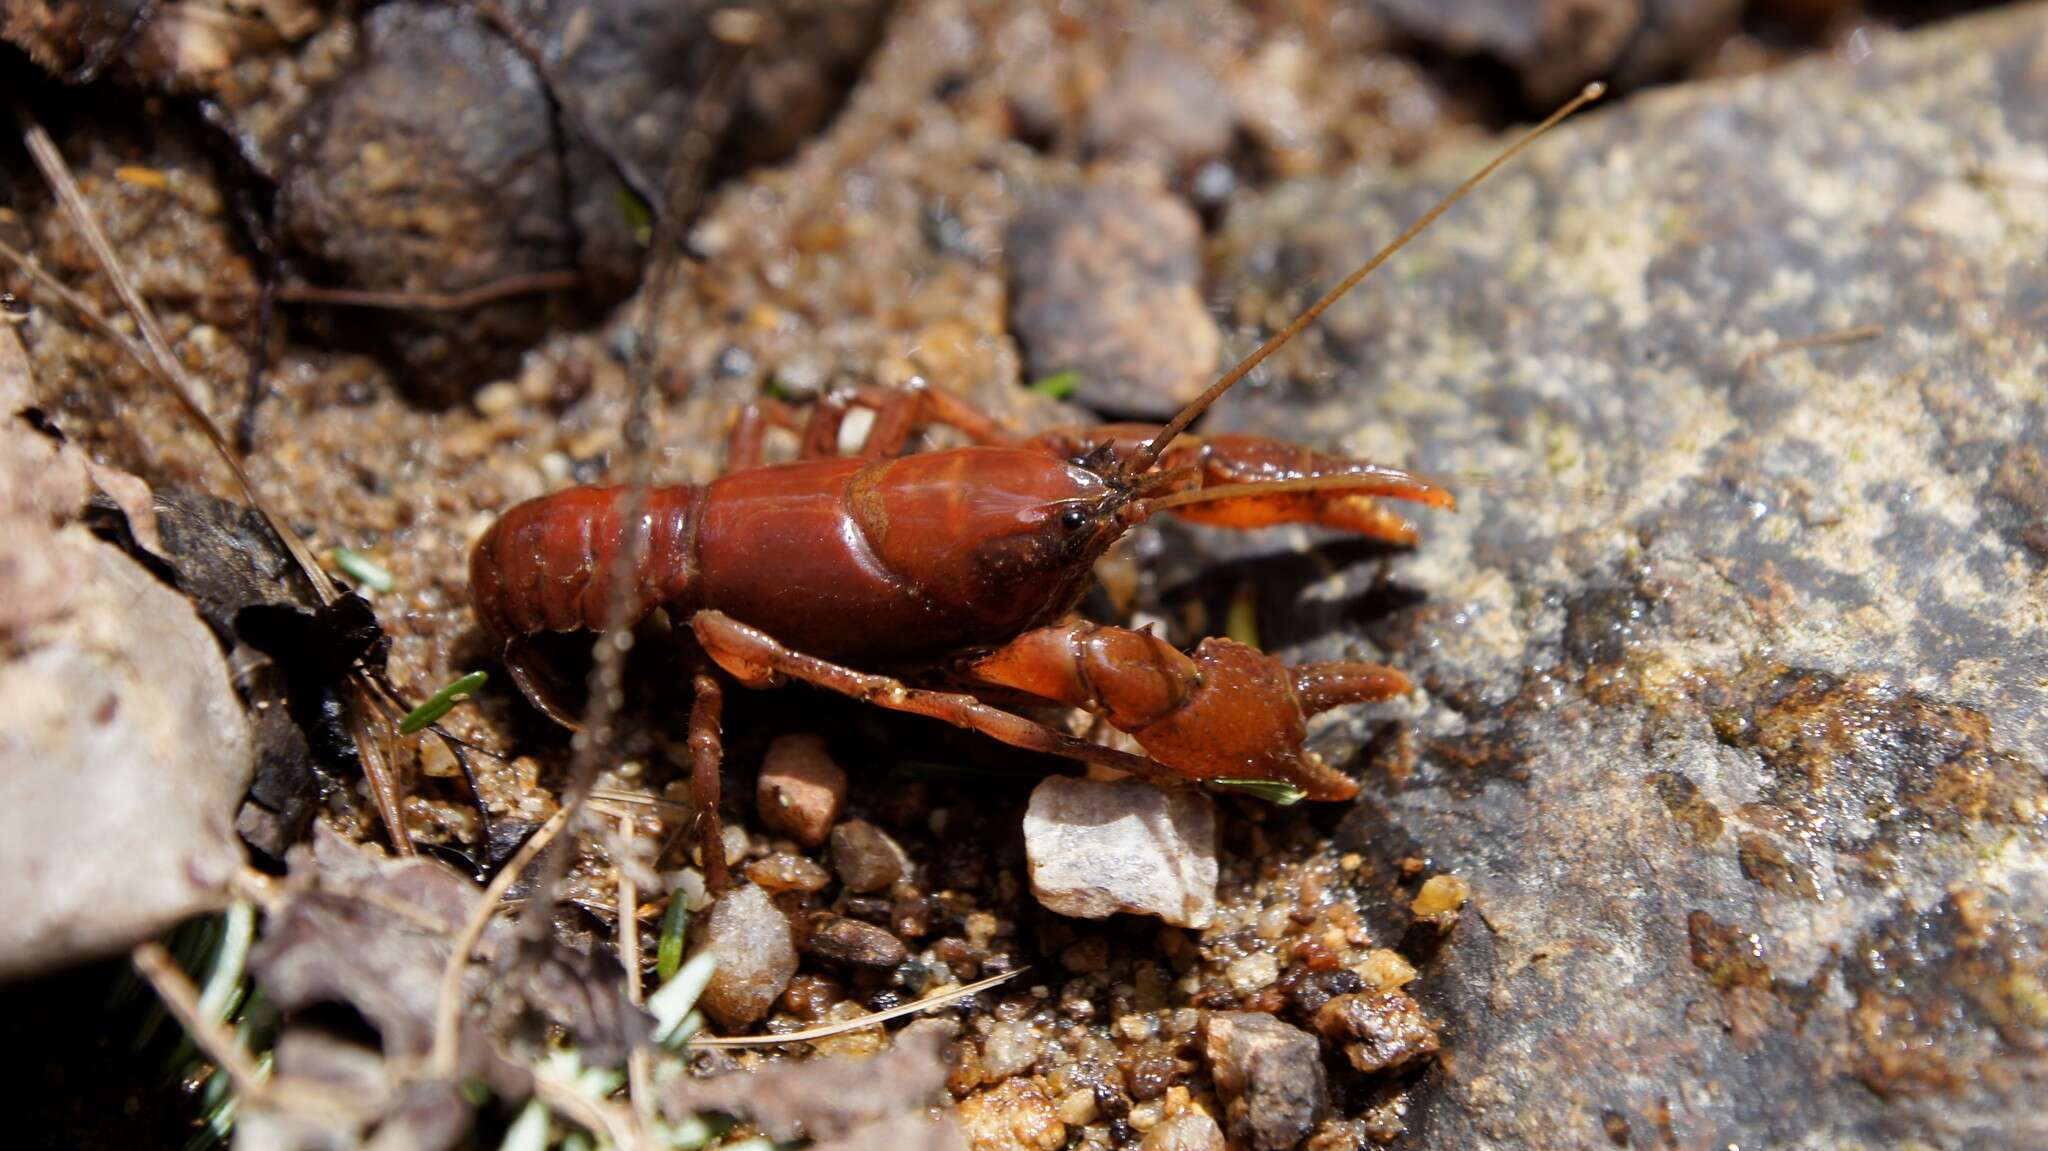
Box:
[3,0,2042,1149]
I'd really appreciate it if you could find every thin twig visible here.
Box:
[618,815,655,1124]
[275,270,583,312]
[1740,323,1884,374]
[133,941,268,1097]
[589,788,694,818]
[14,106,335,605]
[687,967,1029,1049]
[349,679,414,856]
[429,805,573,1076]
[0,237,162,381]
[518,38,748,942]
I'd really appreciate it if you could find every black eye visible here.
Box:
[1060,506,1090,531]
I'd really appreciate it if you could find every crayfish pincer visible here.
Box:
[468,85,1604,890]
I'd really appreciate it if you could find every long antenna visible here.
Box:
[1124,81,1606,478]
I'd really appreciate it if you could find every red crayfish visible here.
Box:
[469,87,1602,889]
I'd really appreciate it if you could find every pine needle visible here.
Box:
[687,967,1027,1049]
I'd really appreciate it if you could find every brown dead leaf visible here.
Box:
[662,1018,958,1141]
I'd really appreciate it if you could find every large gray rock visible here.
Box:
[1200,7,2047,1148]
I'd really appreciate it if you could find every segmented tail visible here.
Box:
[469,485,703,644]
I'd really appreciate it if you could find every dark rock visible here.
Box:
[1312,991,1440,1074]
[277,2,587,403]
[829,818,909,893]
[1006,179,1220,418]
[1202,1012,1328,1150]
[274,0,882,398]
[1205,8,2048,1147]
[1370,0,1744,106]
[806,913,909,968]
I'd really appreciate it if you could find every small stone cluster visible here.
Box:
[680,736,1456,1150]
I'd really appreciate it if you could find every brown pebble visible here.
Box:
[892,890,933,938]
[757,734,846,848]
[781,973,843,1021]
[1204,1011,1328,1151]
[1061,935,1111,974]
[932,935,982,980]
[1127,1051,1178,1101]
[806,912,909,968]
[1412,873,1470,919]
[830,819,909,892]
[956,1078,1066,1151]
[1311,990,1441,1074]
[745,851,832,893]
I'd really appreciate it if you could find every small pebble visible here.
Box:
[744,852,831,894]
[830,819,909,892]
[1023,778,1218,927]
[756,733,846,848]
[1057,1088,1099,1127]
[1141,1109,1226,1151]
[1412,874,1471,923]
[980,1019,1043,1083]
[1204,1012,1328,1151]
[1354,949,1417,991]
[1225,951,1281,995]
[1312,990,1442,1074]
[695,884,797,1030]
[956,1078,1066,1151]
[1128,1100,1164,1132]
[473,380,520,416]
[805,913,908,968]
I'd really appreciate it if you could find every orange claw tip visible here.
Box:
[1294,754,1363,802]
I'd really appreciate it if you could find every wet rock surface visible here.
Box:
[1312,990,1439,1075]
[1203,7,2048,1146]
[1023,777,1218,927]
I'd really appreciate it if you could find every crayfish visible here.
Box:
[468,86,1603,890]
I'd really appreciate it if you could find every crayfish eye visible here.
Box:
[1059,506,1090,532]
